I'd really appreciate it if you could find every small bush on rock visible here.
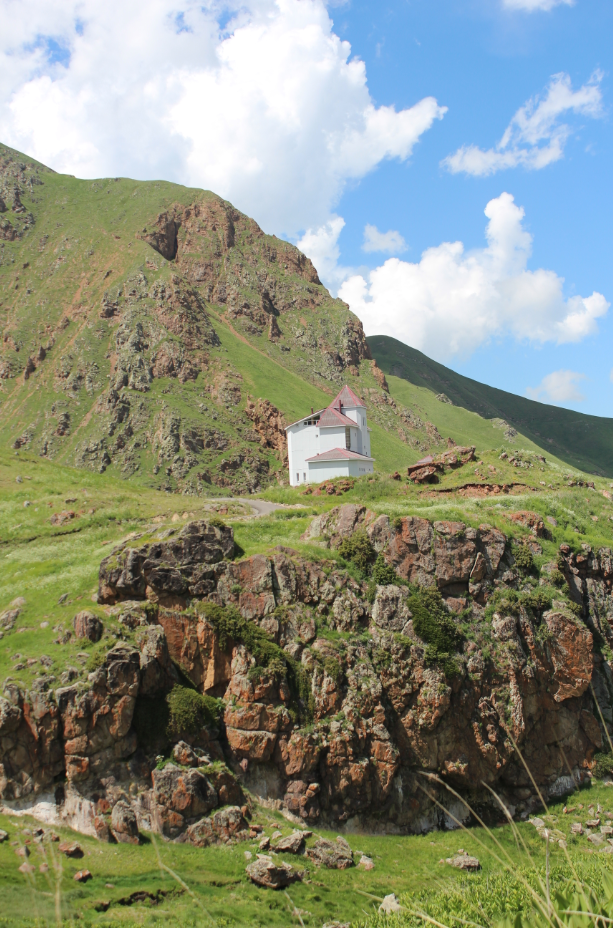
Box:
[166,685,221,739]
[337,530,375,572]
[409,586,461,677]
[592,752,613,779]
[514,544,535,575]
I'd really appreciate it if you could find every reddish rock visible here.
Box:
[73,611,103,642]
[226,727,277,762]
[74,869,92,882]
[58,841,83,858]
[544,612,593,702]
[508,511,551,539]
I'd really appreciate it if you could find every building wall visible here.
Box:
[287,403,372,486]
[307,458,374,482]
[287,423,317,485]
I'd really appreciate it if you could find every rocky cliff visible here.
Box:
[2,507,611,842]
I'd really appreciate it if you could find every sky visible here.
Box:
[0,0,611,415]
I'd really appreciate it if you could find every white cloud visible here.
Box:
[0,0,446,236]
[502,0,574,10]
[362,224,407,254]
[526,370,586,404]
[296,215,350,291]
[338,192,609,361]
[443,72,602,177]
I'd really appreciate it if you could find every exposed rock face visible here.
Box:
[73,611,103,642]
[98,520,235,605]
[245,397,288,465]
[2,506,613,843]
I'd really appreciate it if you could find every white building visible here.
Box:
[285,385,375,487]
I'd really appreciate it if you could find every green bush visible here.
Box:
[323,656,342,683]
[409,586,461,677]
[522,588,553,614]
[592,751,613,779]
[337,529,375,572]
[372,554,398,586]
[166,685,221,739]
[514,544,535,575]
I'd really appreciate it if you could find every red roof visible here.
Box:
[330,385,366,410]
[284,385,366,432]
[317,407,356,428]
[306,448,374,462]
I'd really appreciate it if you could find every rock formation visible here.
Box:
[1,510,611,842]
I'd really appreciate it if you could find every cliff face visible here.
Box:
[2,508,611,841]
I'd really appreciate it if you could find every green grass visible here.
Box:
[4,780,613,928]
[369,334,613,477]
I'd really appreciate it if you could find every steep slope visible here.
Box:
[0,144,470,493]
[368,334,613,477]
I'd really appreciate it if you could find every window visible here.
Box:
[345,427,351,449]
[303,472,306,482]
[296,472,300,482]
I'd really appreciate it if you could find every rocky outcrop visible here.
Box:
[98,520,235,605]
[2,508,613,843]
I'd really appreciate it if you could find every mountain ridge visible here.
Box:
[368,334,613,477]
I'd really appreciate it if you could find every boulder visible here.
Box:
[74,870,92,883]
[58,841,83,858]
[111,800,140,844]
[379,894,402,914]
[446,854,481,871]
[273,832,305,855]
[73,611,103,642]
[186,807,249,847]
[306,837,354,869]
[172,741,199,767]
[246,855,299,889]
[152,764,218,837]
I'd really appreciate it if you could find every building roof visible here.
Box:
[284,384,366,432]
[284,408,326,431]
[330,385,366,410]
[306,447,374,462]
[317,406,356,428]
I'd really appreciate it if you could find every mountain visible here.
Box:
[0,142,601,491]
[368,334,613,478]
[0,143,457,494]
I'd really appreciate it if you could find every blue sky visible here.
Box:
[326,0,612,415]
[0,0,610,415]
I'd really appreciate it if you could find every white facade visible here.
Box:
[285,386,374,487]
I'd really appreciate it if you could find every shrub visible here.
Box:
[337,529,375,572]
[323,656,342,683]
[592,752,613,779]
[514,544,535,575]
[409,586,462,677]
[371,554,398,586]
[166,685,221,739]
[522,588,552,615]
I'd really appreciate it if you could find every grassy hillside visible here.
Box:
[369,334,613,477]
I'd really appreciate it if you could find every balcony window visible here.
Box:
[345,427,351,449]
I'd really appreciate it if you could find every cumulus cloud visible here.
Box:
[338,192,609,361]
[526,370,586,404]
[0,0,446,235]
[296,215,351,291]
[502,0,574,10]
[443,72,602,176]
[362,224,407,254]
